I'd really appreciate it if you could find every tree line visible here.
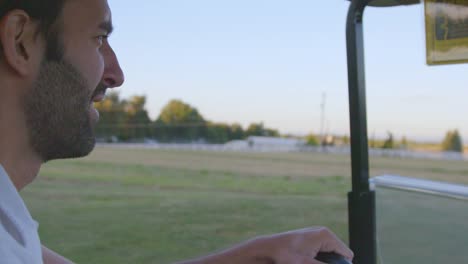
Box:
[370,130,464,153]
[95,93,464,152]
[94,93,280,143]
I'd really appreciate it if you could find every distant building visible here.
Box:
[224,136,306,151]
[322,135,335,146]
[247,136,306,147]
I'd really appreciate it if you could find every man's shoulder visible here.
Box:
[0,165,43,264]
[0,204,43,264]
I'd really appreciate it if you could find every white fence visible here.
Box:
[97,143,468,161]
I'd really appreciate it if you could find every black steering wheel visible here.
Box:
[315,252,352,264]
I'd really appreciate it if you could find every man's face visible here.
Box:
[24,0,124,161]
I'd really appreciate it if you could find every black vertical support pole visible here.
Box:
[346,1,376,264]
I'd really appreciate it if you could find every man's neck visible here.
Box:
[0,154,42,191]
[0,91,43,191]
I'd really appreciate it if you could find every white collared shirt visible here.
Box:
[0,165,43,264]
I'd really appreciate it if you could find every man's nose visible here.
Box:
[101,45,125,88]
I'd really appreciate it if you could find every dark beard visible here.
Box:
[23,59,97,162]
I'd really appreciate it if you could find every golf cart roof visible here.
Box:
[348,0,420,7]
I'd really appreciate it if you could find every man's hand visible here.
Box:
[177,227,353,264]
[260,227,353,264]
[42,245,75,264]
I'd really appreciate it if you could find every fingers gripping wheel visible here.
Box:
[315,252,352,264]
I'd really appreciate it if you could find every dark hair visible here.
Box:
[0,0,67,61]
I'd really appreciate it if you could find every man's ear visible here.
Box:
[0,10,42,77]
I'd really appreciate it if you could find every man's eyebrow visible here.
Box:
[99,21,114,35]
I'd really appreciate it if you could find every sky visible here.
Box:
[107,0,468,142]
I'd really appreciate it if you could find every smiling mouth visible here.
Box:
[91,85,108,103]
[92,92,106,103]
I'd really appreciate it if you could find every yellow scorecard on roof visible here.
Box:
[425,0,468,65]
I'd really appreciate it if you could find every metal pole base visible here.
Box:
[348,190,377,264]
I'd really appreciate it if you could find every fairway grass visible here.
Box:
[21,146,468,263]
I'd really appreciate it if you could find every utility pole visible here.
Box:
[320,92,327,146]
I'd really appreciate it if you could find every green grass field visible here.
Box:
[21,146,468,263]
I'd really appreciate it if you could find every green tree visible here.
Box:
[264,128,280,137]
[155,99,206,142]
[342,135,350,145]
[205,123,230,143]
[94,92,126,123]
[246,122,265,137]
[153,119,170,142]
[381,132,394,149]
[305,133,319,146]
[123,96,151,139]
[157,99,205,124]
[94,92,128,140]
[245,122,279,137]
[125,96,148,116]
[442,129,463,152]
[95,94,152,141]
[228,123,245,140]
